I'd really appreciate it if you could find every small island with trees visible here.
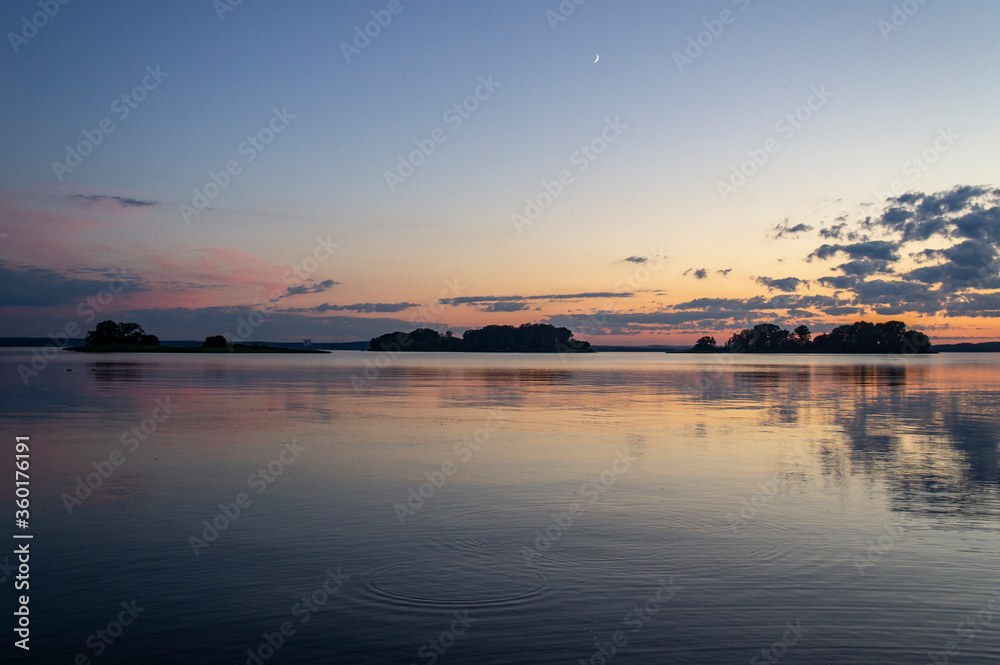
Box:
[67,320,327,353]
[370,323,593,353]
[690,320,932,354]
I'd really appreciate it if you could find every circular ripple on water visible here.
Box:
[361,554,548,610]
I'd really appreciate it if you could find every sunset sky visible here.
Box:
[2,0,999,344]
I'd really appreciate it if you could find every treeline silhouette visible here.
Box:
[370,323,593,353]
[691,321,932,354]
[84,320,160,347]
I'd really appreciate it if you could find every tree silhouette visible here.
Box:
[84,320,159,347]
[714,320,935,354]
[691,336,717,352]
[370,323,592,353]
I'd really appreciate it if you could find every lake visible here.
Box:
[2,349,999,664]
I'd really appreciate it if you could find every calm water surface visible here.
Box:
[2,350,999,664]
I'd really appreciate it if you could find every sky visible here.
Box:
[2,0,999,344]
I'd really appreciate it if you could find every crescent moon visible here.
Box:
[593,54,599,63]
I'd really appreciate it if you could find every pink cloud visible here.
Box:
[0,190,306,311]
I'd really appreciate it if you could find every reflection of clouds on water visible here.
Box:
[814,363,1000,520]
[680,358,998,521]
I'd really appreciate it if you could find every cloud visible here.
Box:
[292,301,417,313]
[819,222,848,239]
[620,256,647,264]
[874,185,1000,242]
[754,276,805,292]
[833,259,893,276]
[800,187,1000,319]
[0,262,142,307]
[903,239,1000,291]
[440,292,630,305]
[809,240,900,262]
[73,194,157,208]
[543,292,862,336]
[817,275,860,291]
[771,219,814,239]
[480,301,530,312]
[847,279,947,315]
[856,186,1000,291]
[278,279,339,298]
[716,268,732,277]
[945,292,1000,318]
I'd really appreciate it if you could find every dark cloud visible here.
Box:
[819,222,848,239]
[803,186,1000,318]
[0,262,141,307]
[771,219,814,239]
[875,185,1000,242]
[809,240,900,262]
[480,301,530,312]
[717,268,732,277]
[73,194,157,208]
[945,292,1000,318]
[909,249,940,264]
[693,268,708,280]
[279,279,339,298]
[903,239,1000,290]
[834,259,893,276]
[290,302,417,314]
[849,279,946,314]
[817,275,861,291]
[440,292,630,305]
[755,276,805,292]
[543,292,862,336]
[620,256,647,264]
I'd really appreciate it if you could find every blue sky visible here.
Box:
[2,0,999,342]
